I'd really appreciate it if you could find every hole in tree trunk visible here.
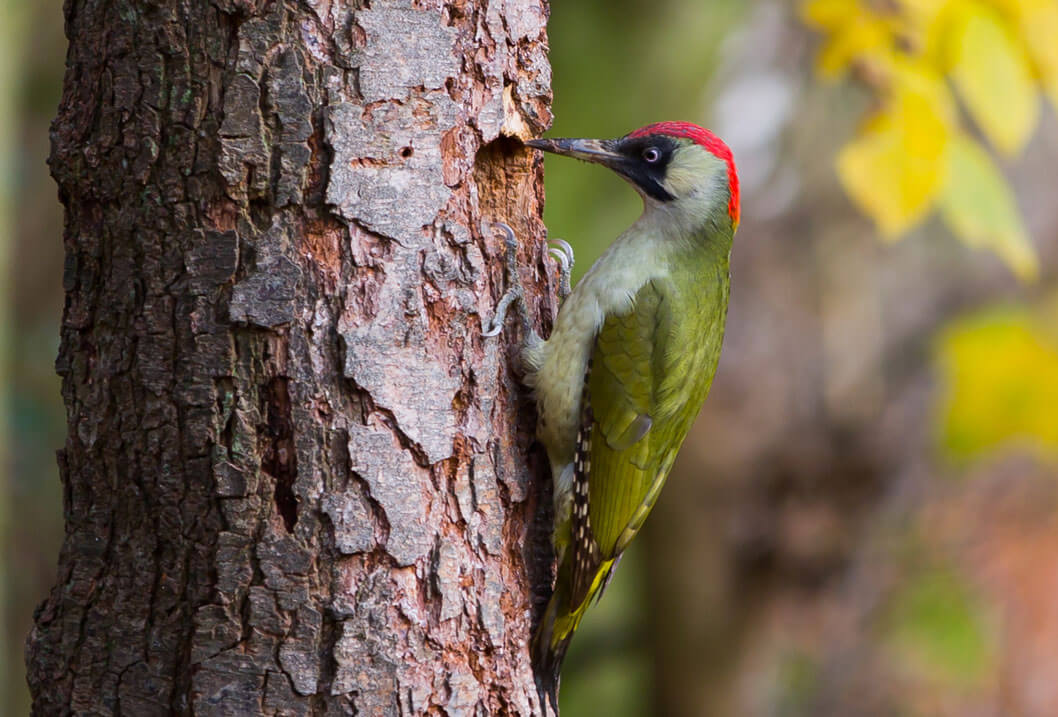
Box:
[262,376,298,532]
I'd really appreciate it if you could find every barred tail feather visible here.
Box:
[531,556,619,715]
[530,593,567,716]
[531,578,586,716]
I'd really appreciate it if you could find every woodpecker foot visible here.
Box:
[482,222,533,338]
[548,238,574,301]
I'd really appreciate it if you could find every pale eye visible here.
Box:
[643,147,661,163]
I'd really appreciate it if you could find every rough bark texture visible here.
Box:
[28,0,554,713]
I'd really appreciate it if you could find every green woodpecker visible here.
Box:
[485,121,739,712]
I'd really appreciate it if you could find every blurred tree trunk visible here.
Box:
[25,0,554,713]
[644,464,743,717]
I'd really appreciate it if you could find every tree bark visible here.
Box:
[27,0,554,713]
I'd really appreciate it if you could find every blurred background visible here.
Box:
[2,0,66,713]
[4,0,1058,714]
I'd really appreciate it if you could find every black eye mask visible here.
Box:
[611,135,679,201]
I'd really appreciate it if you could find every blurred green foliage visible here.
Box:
[774,651,821,717]
[884,567,996,688]
[4,1,65,714]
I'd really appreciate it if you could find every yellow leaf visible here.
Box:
[948,3,1039,155]
[1004,0,1058,112]
[816,15,894,77]
[899,0,951,16]
[897,0,956,63]
[935,307,1058,462]
[800,0,861,30]
[837,64,953,236]
[939,135,1038,280]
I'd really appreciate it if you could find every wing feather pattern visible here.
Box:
[568,276,723,608]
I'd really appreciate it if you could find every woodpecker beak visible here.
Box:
[525,138,622,169]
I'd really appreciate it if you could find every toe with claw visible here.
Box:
[483,222,532,338]
[547,238,575,301]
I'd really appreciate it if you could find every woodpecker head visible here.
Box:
[526,121,740,231]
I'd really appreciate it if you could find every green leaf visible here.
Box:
[939,134,1038,281]
[886,569,995,688]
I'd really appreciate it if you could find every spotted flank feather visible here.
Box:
[570,357,601,607]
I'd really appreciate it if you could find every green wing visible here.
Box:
[569,276,726,605]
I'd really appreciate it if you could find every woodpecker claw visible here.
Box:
[547,238,574,301]
[482,222,532,338]
[481,288,521,337]
[548,238,574,269]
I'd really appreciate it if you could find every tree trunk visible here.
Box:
[27,0,554,713]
